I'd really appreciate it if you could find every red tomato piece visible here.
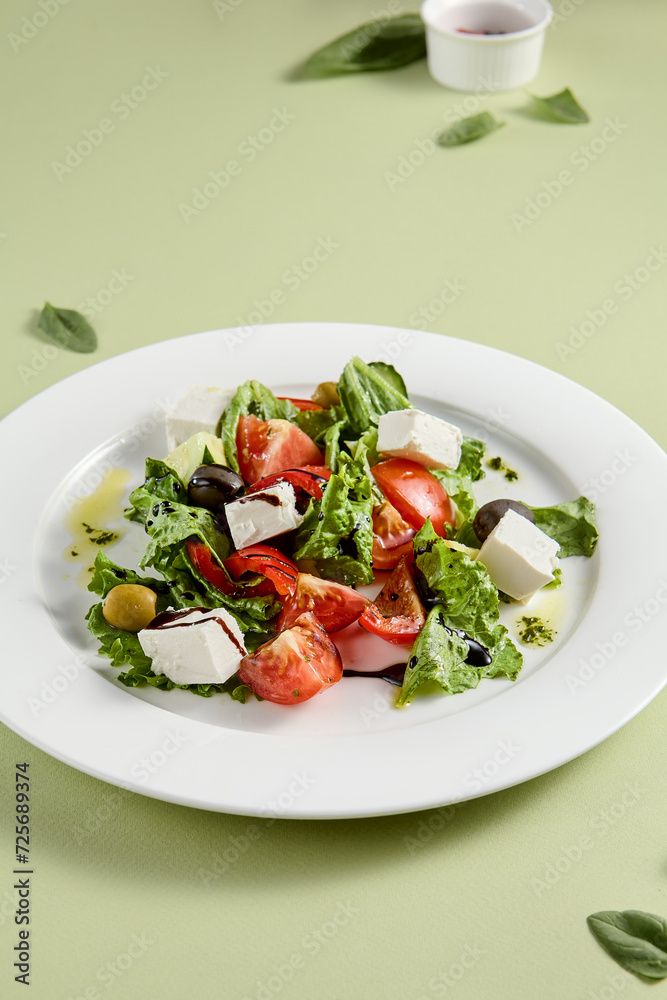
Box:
[277,574,369,633]
[249,467,332,502]
[186,538,240,596]
[276,397,324,411]
[371,458,455,537]
[238,611,343,705]
[187,539,283,598]
[236,415,324,483]
[358,557,426,646]
[224,545,298,598]
[371,500,416,571]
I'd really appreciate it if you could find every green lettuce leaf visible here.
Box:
[126,458,188,524]
[293,405,345,446]
[401,520,522,703]
[293,453,374,585]
[433,435,486,529]
[218,381,298,473]
[337,357,411,435]
[87,550,169,600]
[529,496,598,557]
[396,606,480,707]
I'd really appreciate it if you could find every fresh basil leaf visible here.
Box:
[529,87,590,123]
[218,381,297,474]
[396,606,473,706]
[299,14,426,78]
[294,453,374,585]
[85,603,253,701]
[337,356,411,436]
[529,496,598,557]
[38,302,97,353]
[438,112,504,147]
[587,910,667,980]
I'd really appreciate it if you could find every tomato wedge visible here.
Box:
[249,466,332,502]
[237,415,324,482]
[371,458,455,537]
[238,611,343,704]
[276,397,323,411]
[277,574,369,633]
[371,500,416,571]
[358,557,426,645]
[224,545,298,598]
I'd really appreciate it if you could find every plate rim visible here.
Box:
[2,322,666,818]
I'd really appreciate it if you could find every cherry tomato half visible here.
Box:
[236,415,324,483]
[224,545,299,598]
[238,611,343,705]
[358,557,426,646]
[186,540,294,599]
[371,458,455,537]
[371,500,416,571]
[277,574,369,633]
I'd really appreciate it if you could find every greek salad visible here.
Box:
[86,356,598,707]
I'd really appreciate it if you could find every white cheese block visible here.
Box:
[376,408,463,470]
[226,481,303,550]
[138,606,246,685]
[165,386,234,452]
[477,509,559,602]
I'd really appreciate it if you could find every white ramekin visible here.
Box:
[421,0,553,92]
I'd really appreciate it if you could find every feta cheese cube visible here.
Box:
[377,408,463,470]
[225,481,303,550]
[165,386,234,452]
[477,509,559,602]
[138,606,246,685]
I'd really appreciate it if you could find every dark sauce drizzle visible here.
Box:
[343,631,491,687]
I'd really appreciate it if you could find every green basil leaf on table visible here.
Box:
[438,112,505,147]
[299,14,426,78]
[37,302,97,353]
[529,87,590,123]
[587,910,667,980]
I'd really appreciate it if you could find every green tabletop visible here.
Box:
[2,0,666,997]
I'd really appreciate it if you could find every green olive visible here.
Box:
[103,584,157,632]
[311,381,340,408]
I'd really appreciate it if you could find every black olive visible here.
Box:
[473,499,536,543]
[187,464,245,513]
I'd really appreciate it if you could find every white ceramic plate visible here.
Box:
[2,323,666,818]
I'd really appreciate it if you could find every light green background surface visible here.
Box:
[1,0,666,997]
